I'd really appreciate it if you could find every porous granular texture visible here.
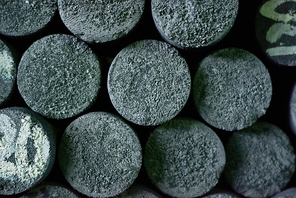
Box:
[115,184,163,198]
[271,187,296,198]
[224,122,296,198]
[108,40,191,126]
[0,39,16,106]
[144,118,225,198]
[193,48,272,131]
[58,112,142,198]
[151,0,238,49]
[0,107,56,195]
[289,83,296,134]
[20,182,80,198]
[0,0,57,37]
[203,193,241,198]
[58,0,145,43]
[17,34,101,120]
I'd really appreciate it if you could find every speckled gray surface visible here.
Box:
[17,34,101,120]
[289,83,296,134]
[114,184,163,198]
[0,107,56,195]
[108,39,191,126]
[58,0,145,43]
[271,187,296,198]
[151,0,238,49]
[0,39,16,106]
[0,0,57,37]
[193,48,272,131]
[58,112,142,198]
[224,122,295,198]
[144,118,226,198]
[203,193,241,198]
[20,182,80,198]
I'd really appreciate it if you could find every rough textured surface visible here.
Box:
[0,39,16,106]
[225,122,296,198]
[271,187,296,198]
[144,118,225,198]
[0,107,56,195]
[0,0,57,37]
[20,182,80,198]
[256,0,296,66]
[108,40,191,126]
[58,0,145,43]
[114,184,163,198]
[289,83,296,134]
[151,0,238,49]
[193,48,272,131]
[17,34,101,120]
[203,193,241,198]
[58,112,142,198]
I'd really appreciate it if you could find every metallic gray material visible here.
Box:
[58,0,145,43]
[20,182,80,198]
[271,188,296,198]
[0,0,57,37]
[151,0,238,49]
[193,48,272,131]
[17,34,101,120]
[0,107,56,195]
[203,193,241,198]
[0,39,16,106]
[58,112,142,198]
[108,39,191,126]
[144,118,225,198]
[225,122,295,198]
[115,184,163,198]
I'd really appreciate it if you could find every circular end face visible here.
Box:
[0,40,16,105]
[108,40,191,126]
[20,183,80,198]
[256,0,296,66]
[58,0,145,43]
[151,0,238,49]
[271,187,296,198]
[115,184,163,198]
[58,112,142,197]
[17,34,101,120]
[0,0,57,37]
[193,48,272,131]
[0,107,56,195]
[144,118,226,198]
[224,122,296,198]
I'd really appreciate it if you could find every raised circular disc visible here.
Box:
[144,118,226,198]
[58,0,145,44]
[108,40,191,126]
[151,0,238,49]
[0,107,56,195]
[20,182,80,198]
[193,48,272,131]
[255,0,296,66]
[58,112,142,197]
[224,122,295,198]
[0,39,16,106]
[17,34,101,120]
[0,0,57,37]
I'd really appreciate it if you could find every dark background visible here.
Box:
[1,0,296,197]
